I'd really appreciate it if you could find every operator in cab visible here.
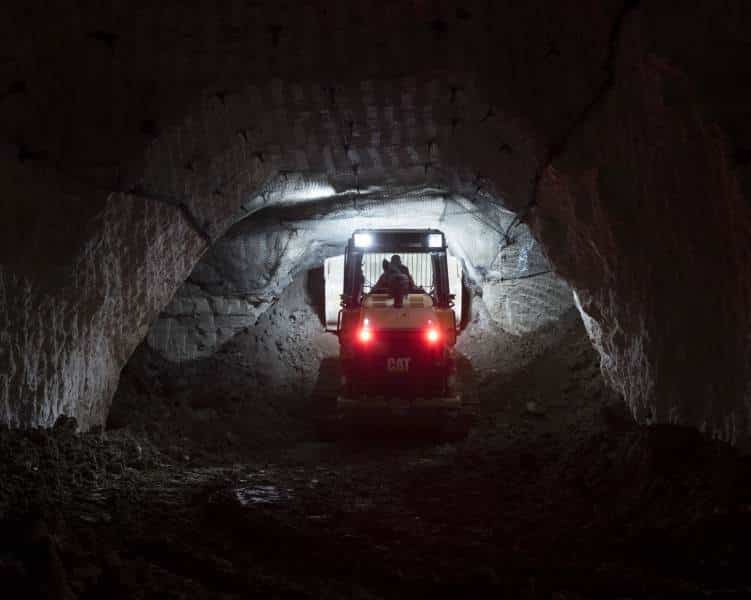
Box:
[373,254,415,308]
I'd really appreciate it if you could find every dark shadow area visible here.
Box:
[4,311,751,597]
[306,265,326,327]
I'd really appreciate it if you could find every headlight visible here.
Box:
[428,233,443,248]
[354,232,373,248]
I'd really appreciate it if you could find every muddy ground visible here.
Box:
[2,312,751,598]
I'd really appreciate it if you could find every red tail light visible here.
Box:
[358,328,372,343]
[425,327,441,344]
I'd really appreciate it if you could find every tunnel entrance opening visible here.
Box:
[109,185,593,457]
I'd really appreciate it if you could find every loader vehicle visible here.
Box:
[317,228,476,438]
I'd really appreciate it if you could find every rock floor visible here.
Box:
[2,315,751,598]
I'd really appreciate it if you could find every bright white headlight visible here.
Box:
[354,232,373,248]
[428,233,443,248]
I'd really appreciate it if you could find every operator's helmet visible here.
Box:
[390,254,402,267]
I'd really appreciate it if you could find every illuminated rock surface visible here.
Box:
[145,188,572,364]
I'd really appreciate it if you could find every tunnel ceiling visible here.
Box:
[1,1,751,443]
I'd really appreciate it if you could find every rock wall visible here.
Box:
[475,217,573,337]
[108,268,340,446]
[0,191,206,430]
[532,11,751,442]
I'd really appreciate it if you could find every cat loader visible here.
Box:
[314,229,477,440]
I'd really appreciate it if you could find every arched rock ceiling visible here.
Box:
[1,0,620,270]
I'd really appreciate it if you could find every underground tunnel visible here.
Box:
[2,1,751,597]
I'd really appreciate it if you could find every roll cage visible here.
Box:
[342,229,452,309]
